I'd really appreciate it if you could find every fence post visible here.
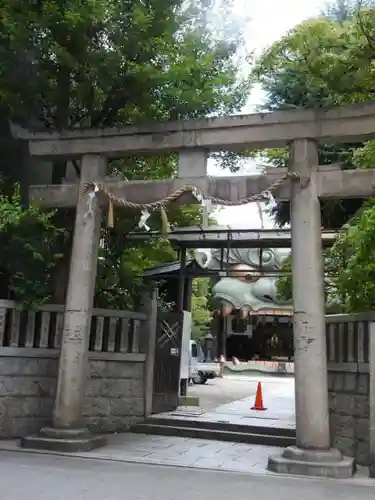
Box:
[142,287,158,418]
[369,320,375,477]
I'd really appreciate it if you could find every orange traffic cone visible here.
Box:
[251,382,267,411]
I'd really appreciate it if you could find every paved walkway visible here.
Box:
[0,433,371,485]
[0,376,296,475]
[205,374,295,429]
[0,375,368,483]
[0,433,281,474]
[188,372,266,411]
[166,374,296,430]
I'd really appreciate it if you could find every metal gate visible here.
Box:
[152,311,183,414]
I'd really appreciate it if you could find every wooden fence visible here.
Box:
[0,299,148,354]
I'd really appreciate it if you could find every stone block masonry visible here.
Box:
[0,355,56,437]
[328,370,369,465]
[0,350,146,438]
[84,359,145,433]
[325,315,375,467]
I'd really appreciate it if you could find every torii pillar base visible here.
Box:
[267,446,355,478]
[20,427,107,453]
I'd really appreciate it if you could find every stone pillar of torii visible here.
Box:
[13,103,375,476]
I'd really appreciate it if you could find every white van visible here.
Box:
[189,340,221,384]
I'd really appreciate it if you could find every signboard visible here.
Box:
[179,311,192,380]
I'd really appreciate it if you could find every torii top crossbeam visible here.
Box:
[11,101,375,157]
[11,101,375,208]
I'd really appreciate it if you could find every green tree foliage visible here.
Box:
[328,154,375,312]
[255,1,375,312]
[0,179,65,306]
[190,278,212,341]
[0,0,252,307]
[251,2,375,227]
[275,255,292,302]
[0,0,249,127]
[276,250,345,313]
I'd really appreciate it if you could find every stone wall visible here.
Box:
[326,314,373,466]
[328,368,369,465]
[85,356,145,433]
[225,360,294,375]
[0,349,146,438]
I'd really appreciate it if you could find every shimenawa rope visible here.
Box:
[80,171,302,211]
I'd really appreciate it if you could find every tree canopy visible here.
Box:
[256,0,375,312]
[0,0,252,308]
[252,0,375,228]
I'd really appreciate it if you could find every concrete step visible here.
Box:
[140,416,296,438]
[131,422,296,448]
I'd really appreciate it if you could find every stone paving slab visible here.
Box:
[170,407,205,417]
[0,433,284,474]
[0,433,371,482]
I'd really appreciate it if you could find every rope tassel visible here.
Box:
[108,199,114,228]
[160,205,171,235]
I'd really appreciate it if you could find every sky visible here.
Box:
[210,0,326,228]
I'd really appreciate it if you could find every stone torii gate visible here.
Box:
[13,102,375,477]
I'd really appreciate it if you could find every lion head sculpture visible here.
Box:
[196,246,292,317]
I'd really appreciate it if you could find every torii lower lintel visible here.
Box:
[28,166,375,208]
